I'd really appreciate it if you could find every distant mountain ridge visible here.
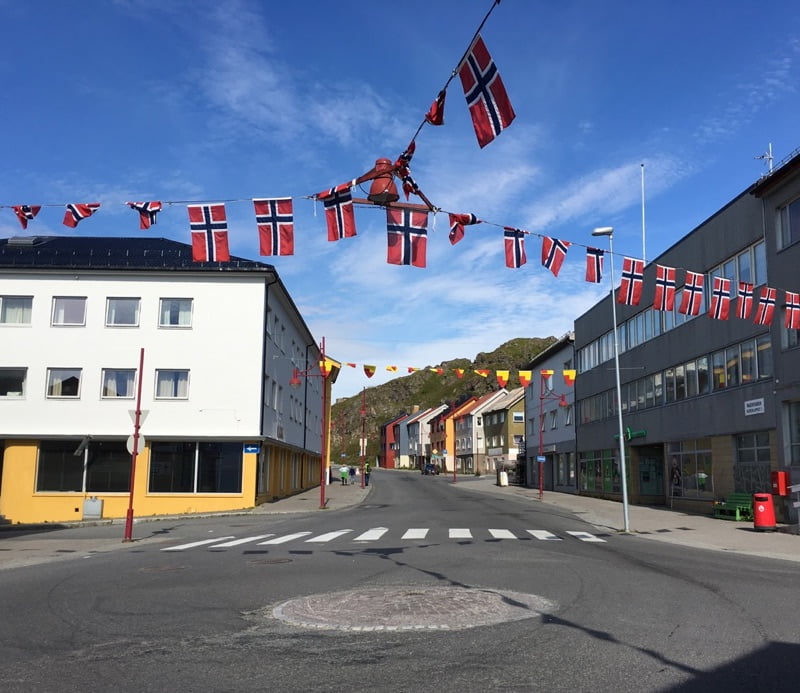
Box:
[329,337,556,463]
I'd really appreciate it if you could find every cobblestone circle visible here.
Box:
[271,585,556,632]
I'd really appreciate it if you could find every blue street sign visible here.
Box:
[536,456,546,462]
[244,444,260,454]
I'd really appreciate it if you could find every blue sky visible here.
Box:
[2,0,799,398]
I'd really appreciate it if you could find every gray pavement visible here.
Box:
[1,469,798,569]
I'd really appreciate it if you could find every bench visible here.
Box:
[713,493,753,521]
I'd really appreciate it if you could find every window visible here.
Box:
[712,351,726,391]
[674,364,686,400]
[753,241,766,285]
[36,440,84,491]
[52,297,86,326]
[46,368,81,398]
[513,411,524,423]
[101,369,136,398]
[685,360,698,398]
[697,356,710,394]
[149,442,195,492]
[106,298,140,326]
[564,404,573,426]
[155,369,189,399]
[778,197,800,249]
[0,368,26,397]
[737,248,751,284]
[726,345,741,387]
[0,296,32,324]
[159,298,193,327]
[664,367,675,403]
[756,334,772,379]
[734,432,771,493]
[86,440,131,492]
[740,340,756,383]
[549,410,557,429]
[644,375,655,408]
[197,442,243,493]
[790,403,800,464]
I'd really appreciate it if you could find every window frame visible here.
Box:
[158,297,193,328]
[0,295,33,325]
[155,369,190,400]
[105,297,141,327]
[51,296,87,326]
[101,368,137,399]
[0,367,27,397]
[46,367,82,398]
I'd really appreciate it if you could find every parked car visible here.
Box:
[422,463,439,475]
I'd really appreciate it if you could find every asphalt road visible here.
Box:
[1,472,798,692]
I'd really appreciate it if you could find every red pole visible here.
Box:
[538,376,544,501]
[319,337,328,510]
[124,347,144,542]
[360,387,366,489]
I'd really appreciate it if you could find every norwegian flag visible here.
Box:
[653,265,677,311]
[585,247,604,283]
[319,183,356,241]
[754,286,776,326]
[127,201,162,229]
[504,227,527,269]
[541,237,570,277]
[395,141,419,200]
[425,89,446,125]
[679,271,704,316]
[458,35,516,148]
[387,208,428,267]
[785,291,800,330]
[709,277,732,320]
[736,282,754,319]
[63,202,100,228]
[187,203,230,262]
[13,205,41,229]
[448,213,479,245]
[618,257,645,305]
[254,198,294,256]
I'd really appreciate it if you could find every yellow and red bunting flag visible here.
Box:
[429,367,444,374]
[495,370,509,387]
[320,359,334,376]
[345,362,357,368]
[454,368,465,379]
[408,367,420,373]
[518,370,532,387]
[475,369,490,378]
[563,369,576,386]
[540,369,554,378]
[364,365,376,378]
[386,365,398,372]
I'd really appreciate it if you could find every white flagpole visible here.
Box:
[640,163,647,263]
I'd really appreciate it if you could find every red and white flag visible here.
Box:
[653,265,676,311]
[63,202,100,228]
[541,237,570,277]
[387,208,428,267]
[13,205,41,229]
[679,271,704,316]
[127,201,162,229]
[754,286,776,326]
[503,227,527,269]
[618,257,644,305]
[785,291,800,330]
[254,198,294,256]
[448,212,479,245]
[736,282,754,320]
[318,183,356,241]
[709,277,732,320]
[458,35,515,148]
[187,203,230,262]
[585,247,604,283]
[425,90,446,125]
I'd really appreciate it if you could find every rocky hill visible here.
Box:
[329,336,556,464]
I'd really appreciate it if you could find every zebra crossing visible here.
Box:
[161,527,607,552]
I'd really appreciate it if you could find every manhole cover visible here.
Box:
[247,558,293,565]
[271,585,556,631]
[140,564,189,573]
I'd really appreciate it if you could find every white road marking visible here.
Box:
[526,530,562,541]
[566,531,606,543]
[449,528,472,539]
[354,528,389,541]
[211,535,274,548]
[488,529,517,539]
[402,528,429,539]
[305,529,353,543]
[161,537,235,551]
[258,532,312,545]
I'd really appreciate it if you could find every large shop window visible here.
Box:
[86,440,131,492]
[790,403,800,465]
[734,432,771,493]
[149,441,243,493]
[667,439,713,499]
[36,440,84,492]
[36,439,132,493]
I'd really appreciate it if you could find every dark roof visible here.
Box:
[0,236,275,272]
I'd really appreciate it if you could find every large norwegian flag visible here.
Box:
[319,183,356,241]
[618,257,644,305]
[503,227,527,269]
[63,202,100,228]
[458,35,516,148]
[387,208,428,267]
[541,237,570,277]
[653,265,676,311]
[13,204,41,229]
[187,203,230,262]
[254,198,294,256]
[585,247,604,283]
[709,277,732,320]
[679,271,704,316]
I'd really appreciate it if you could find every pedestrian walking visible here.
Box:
[340,465,349,485]
[349,465,356,485]
[364,462,371,487]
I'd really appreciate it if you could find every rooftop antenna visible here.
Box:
[755,142,773,175]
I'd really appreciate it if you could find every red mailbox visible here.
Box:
[771,470,790,496]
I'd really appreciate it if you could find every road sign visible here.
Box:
[243,444,260,454]
[128,409,149,424]
[537,456,546,462]
[126,433,145,455]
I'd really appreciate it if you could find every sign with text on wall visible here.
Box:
[243,444,260,453]
[744,398,765,416]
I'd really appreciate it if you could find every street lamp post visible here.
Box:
[290,337,329,510]
[538,373,568,500]
[592,227,631,532]
[359,386,366,489]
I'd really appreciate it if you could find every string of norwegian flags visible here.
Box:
[3,0,799,334]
